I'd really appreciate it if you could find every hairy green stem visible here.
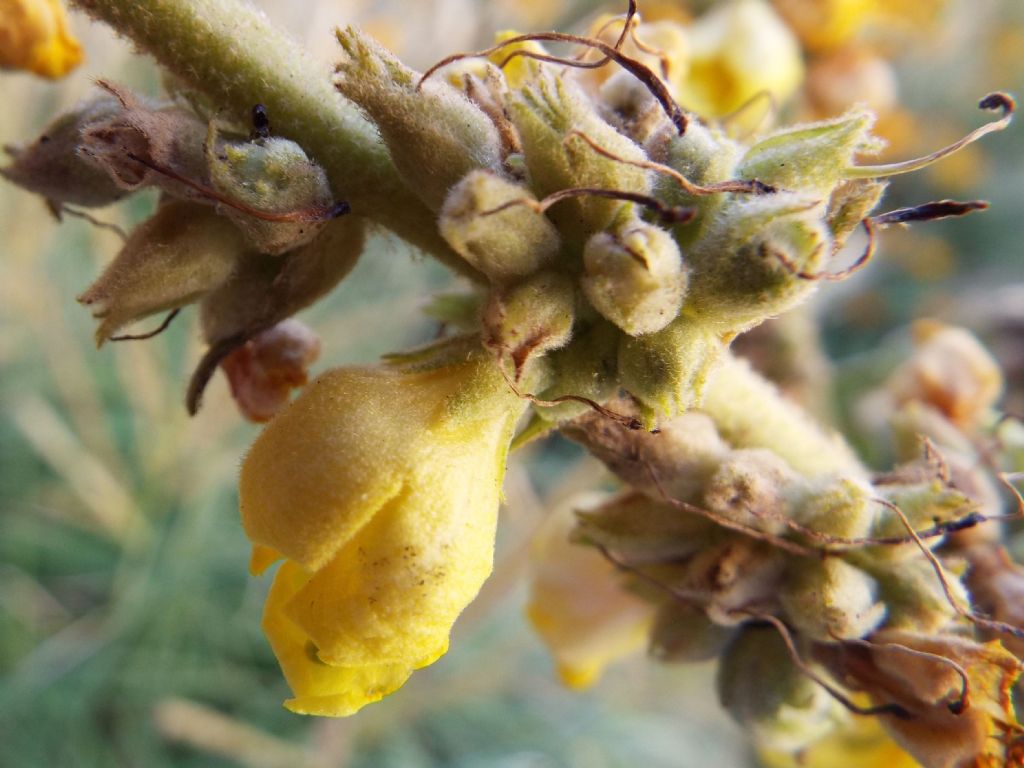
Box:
[71,0,476,277]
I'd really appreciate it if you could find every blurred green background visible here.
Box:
[0,0,1021,765]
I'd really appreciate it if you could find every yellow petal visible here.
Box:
[527,494,655,689]
[0,0,83,79]
[262,560,415,717]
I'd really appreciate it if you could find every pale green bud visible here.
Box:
[737,111,881,198]
[682,193,830,328]
[581,219,689,336]
[207,130,335,255]
[573,491,720,565]
[702,449,802,535]
[780,557,885,642]
[618,316,724,424]
[509,71,649,240]
[868,480,976,562]
[1,92,127,207]
[482,271,575,366]
[793,478,877,541]
[439,170,560,283]
[79,200,246,345]
[718,625,842,752]
[336,26,502,211]
[649,602,733,663]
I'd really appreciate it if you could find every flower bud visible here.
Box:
[780,557,885,641]
[220,319,322,423]
[682,194,830,328]
[581,219,689,336]
[207,131,335,255]
[482,271,575,367]
[1,93,128,208]
[78,200,247,344]
[438,170,560,283]
[703,449,803,534]
[718,625,841,752]
[335,26,502,211]
[528,319,620,424]
[509,71,649,240]
[648,602,733,663]
[0,0,82,78]
[618,316,724,423]
[869,479,976,561]
[794,478,876,541]
[857,557,966,634]
[738,111,880,198]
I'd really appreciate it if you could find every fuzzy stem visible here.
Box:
[71,0,477,277]
[701,353,868,479]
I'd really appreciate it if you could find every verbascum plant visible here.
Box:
[2,0,1023,765]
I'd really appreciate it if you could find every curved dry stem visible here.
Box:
[564,129,774,196]
[847,93,1015,179]
[419,27,687,134]
[110,308,181,342]
[481,186,696,225]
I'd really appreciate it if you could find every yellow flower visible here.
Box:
[677,0,803,119]
[240,344,525,716]
[759,715,918,768]
[0,0,83,78]
[526,494,655,690]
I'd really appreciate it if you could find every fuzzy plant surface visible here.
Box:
[3,0,1024,766]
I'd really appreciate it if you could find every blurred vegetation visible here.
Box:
[0,0,1021,765]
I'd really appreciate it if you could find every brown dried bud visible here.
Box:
[220,319,322,423]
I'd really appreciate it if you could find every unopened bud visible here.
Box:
[482,271,575,368]
[794,478,876,541]
[208,129,335,255]
[439,170,560,283]
[703,449,802,535]
[78,200,246,344]
[780,557,885,641]
[857,556,966,634]
[718,625,840,752]
[221,319,321,422]
[336,26,502,211]
[581,219,689,336]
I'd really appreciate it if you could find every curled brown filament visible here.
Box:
[124,151,350,223]
[110,308,181,342]
[840,636,970,715]
[418,9,688,135]
[847,93,1015,179]
[564,129,775,197]
[482,187,697,226]
[766,218,876,282]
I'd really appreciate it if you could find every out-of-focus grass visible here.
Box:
[1,0,1022,765]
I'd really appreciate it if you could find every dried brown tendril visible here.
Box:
[110,308,181,342]
[564,129,775,196]
[418,2,688,135]
[481,186,697,226]
[765,218,877,282]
